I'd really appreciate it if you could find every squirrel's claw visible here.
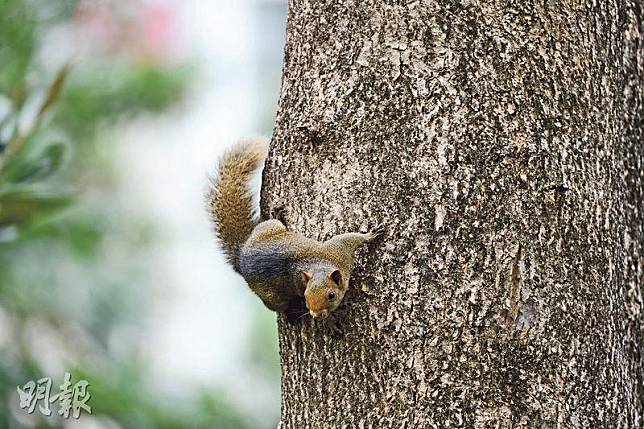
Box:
[322,304,349,337]
[270,203,288,227]
[370,222,386,240]
[323,312,344,336]
[270,203,285,218]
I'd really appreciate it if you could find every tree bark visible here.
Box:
[261,1,644,427]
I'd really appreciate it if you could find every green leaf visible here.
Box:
[37,63,70,118]
[2,141,67,183]
[0,0,37,96]
[0,186,71,227]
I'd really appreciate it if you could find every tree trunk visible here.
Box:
[261,1,644,427]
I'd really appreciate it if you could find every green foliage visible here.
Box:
[0,0,37,97]
[55,64,189,144]
[0,1,254,428]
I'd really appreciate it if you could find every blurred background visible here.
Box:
[0,0,287,427]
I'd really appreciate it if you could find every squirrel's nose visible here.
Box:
[310,309,329,319]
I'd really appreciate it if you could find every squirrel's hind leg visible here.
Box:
[247,219,287,244]
[250,219,286,239]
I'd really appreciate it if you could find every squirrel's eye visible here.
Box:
[327,291,336,301]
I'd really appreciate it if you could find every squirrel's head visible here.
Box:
[302,269,345,319]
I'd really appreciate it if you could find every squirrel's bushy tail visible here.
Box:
[207,138,269,273]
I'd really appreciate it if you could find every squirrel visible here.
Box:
[206,137,384,326]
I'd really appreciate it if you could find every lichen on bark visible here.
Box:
[261,0,644,427]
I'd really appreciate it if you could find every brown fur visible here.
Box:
[240,223,382,317]
[206,138,269,272]
[206,138,384,319]
[304,275,343,316]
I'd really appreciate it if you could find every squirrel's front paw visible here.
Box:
[323,312,344,336]
[321,304,350,337]
[369,223,386,240]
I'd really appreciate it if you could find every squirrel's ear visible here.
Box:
[301,271,313,283]
[328,269,342,285]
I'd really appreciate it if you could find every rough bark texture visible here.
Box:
[261,1,644,427]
